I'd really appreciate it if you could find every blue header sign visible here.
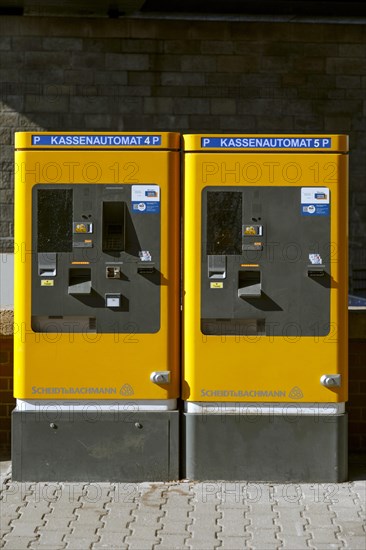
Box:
[201,137,332,149]
[31,135,162,146]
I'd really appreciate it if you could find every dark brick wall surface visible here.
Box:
[0,16,365,291]
[348,337,366,454]
[0,335,14,455]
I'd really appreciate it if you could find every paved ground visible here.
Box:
[1,460,365,550]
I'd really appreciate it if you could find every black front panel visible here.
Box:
[32,184,161,334]
[201,186,331,337]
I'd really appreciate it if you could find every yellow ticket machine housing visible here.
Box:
[183,134,348,482]
[13,132,180,481]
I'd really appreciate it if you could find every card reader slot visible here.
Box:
[137,262,156,274]
[102,201,126,252]
[307,265,326,277]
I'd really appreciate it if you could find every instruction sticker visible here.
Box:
[41,280,54,286]
[301,187,330,216]
[210,282,224,289]
[73,222,93,233]
[132,185,160,213]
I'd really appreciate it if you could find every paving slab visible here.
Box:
[1,462,365,550]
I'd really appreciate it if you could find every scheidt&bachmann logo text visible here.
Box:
[32,386,117,395]
[201,389,286,397]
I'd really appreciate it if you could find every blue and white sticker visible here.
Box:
[201,137,332,149]
[132,185,160,214]
[301,187,330,216]
[309,254,323,265]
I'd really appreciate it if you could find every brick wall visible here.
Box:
[348,340,366,453]
[0,309,14,455]
[0,335,14,456]
[348,311,366,454]
[0,15,365,285]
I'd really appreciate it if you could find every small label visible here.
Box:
[210,282,224,289]
[301,187,330,216]
[41,279,54,286]
[132,185,160,214]
[243,225,262,236]
[106,295,120,308]
[73,222,93,233]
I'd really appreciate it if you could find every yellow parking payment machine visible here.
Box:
[183,134,348,482]
[13,132,180,482]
